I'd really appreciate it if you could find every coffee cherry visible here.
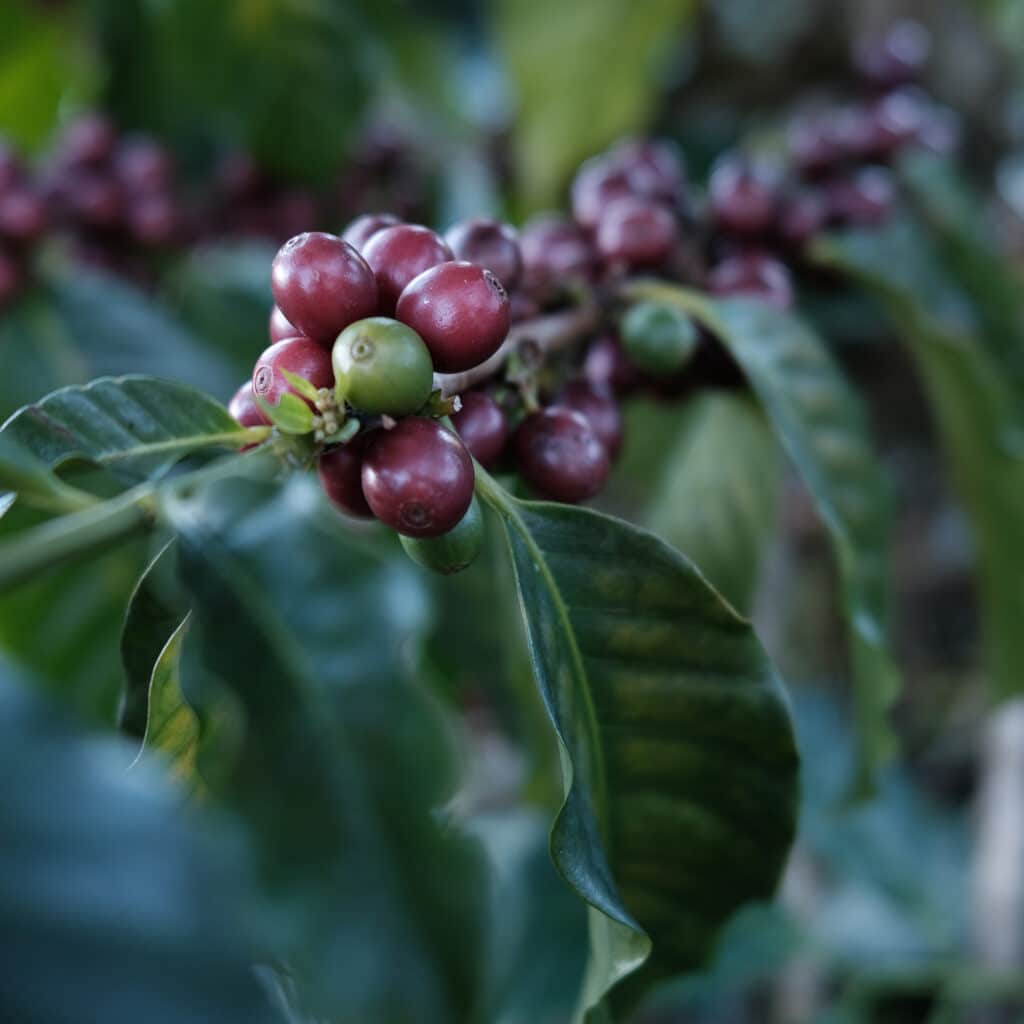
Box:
[361,223,453,314]
[400,495,483,575]
[827,168,896,227]
[584,334,641,396]
[362,418,474,537]
[332,317,434,416]
[558,379,624,458]
[269,304,299,342]
[830,105,877,162]
[444,219,522,289]
[271,232,378,344]
[396,261,510,373]
[596,197,677,267]
[451,391,509,468]
[115,138,174,193]
[519,215,594,299]
[515,407,609,503]
[787,115,842,177]
[708,157,779,236]
[0,142,23,191]
[508,290,541,323]
[60,114,117,167]
[252,336,333,410]
[0,188,47,242]
[778,189,828,247]
[607,138,685,202]
[70,173,123,228]
[317,433,375,518]
[342,212,400,251]
[867,88,928,159]
[228,382,269,428]
[128,193,178,246]
[0,249,24,307]
[708,252,794,310]
[571,157,635,230]
[619,301,699,376]
[854,19,931,89]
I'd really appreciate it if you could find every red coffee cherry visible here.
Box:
[519,215,594,299]
[268,304,300,342]
[787,115,843,177]
[271,232,378,344]
[361,418,474,538]
[69,173,123,229]
[451,391,509,468]
[0,188,47,242]
[228,382,269,427]
[708,252,795,310]
[571,156,635,230]
[0,143,24,191]
[595,197,677,267]
[115,138,175,193]
[558,379,624,458]
[361,223,453,314]
[60,114,117,167]
[252,336,333,410]
[342,212,400,252]
[127,194,178,246]
[396,261,510,373]
[606,138,685,202]
[444,218,522,290]
[826,168,896,227]
[515,407,609,503]
[708,156,779,236]
[584,334,641,396]
[317,433,375,519]
[867,88,928,160]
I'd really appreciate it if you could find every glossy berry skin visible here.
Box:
[332,317,434,416]
[271,232,378,344]
[362,418,474,538]
[268,304,299,342]
[361,224,453,314]
[557,379,624,459]
[252,336,333,411]
[708,157,779,237]
[396,261,510,373]
[342,212,400,252]
[515,407,609,504]
[228,381,269,428]
[400,495,483,575]
[595,197,677,267]
[707,252,795,310]
[317,433,375,519]
[451,391,509,468]
[444,219,522,290]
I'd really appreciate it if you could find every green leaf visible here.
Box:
[494,0,699,210]
[816,217,1024,705]
[474,471,799,1021]
[646,393,782,613]
[626,283,900,797]
[257,390,315,435]
[0,667,275,1024]
[164,473,488,1022]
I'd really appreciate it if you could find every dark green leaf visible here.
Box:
[0,666,275,1024]
[646,393,781,613]
[475,472,799,1021]
[165,473,487,1022]
[626,283,900,797]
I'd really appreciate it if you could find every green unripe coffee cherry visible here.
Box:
[400,495,483,575]
[333,316,434,415]
[619,301,699,376]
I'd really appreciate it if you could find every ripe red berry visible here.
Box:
[451,391,509,468]
[571,156,635,230]
[342,212,401,251]
[270,232,378,344]
[595,196,677,267]
[778,189,828,247]
[0,143,23,191]
[361,418,474,537]
[268,304,300,342]
[70,173,123,228]
[708,157,779,236]
[396,261,510,373]
[519,215,594,299]
[317,433,375,519]
[584,334,641,396]
[607,138,685,202]
[787,115,842,177]
[115,138,175,193]
[228,382,269,427]
[708,252,794,310]
[0,188,47,242]
[361,223,453,314]
[128,193,178,246]
[60,114,117,167]
[558,379,624,458]
[826,168,896,227]
[515,407,609,504]
[252,336,333,410]
[444,218,523,290]
[867,88,928,159]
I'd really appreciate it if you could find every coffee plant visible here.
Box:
[3,2,1024,1022]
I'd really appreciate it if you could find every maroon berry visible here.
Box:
[268,304,299,342]
[396,261,510,373]
[252,336,333,410]
[361,418,474,537]
[916,105,961,156]
[708,252,794,310]
[571,157,635,230]
[584,334,640,396]
[0,249,24,306]
[361,223,453,314]
[778,189,828,247]
[228,382,269,428]
[595,197,676,267]
[607,138,685,202]
[827,168,896,227]
[115,138,174,193]
[216,152,262,199]
[444,218,522,289]
[830,105,877,161]
[0,188,47,242]
[515,407,609,504]
[508,290,540,323]
[787,115,842,177]
[318,434,375,518]
[270,232,378,344]
[128,193,178,245]
[70,173,123,228]
[558,379,624,458]
[0,142,23,191]
[451,392,509,468]
[868,88,928,159]
[342,212,400,251]
[854,19,931,89]
[709,157,779,236]
[519,215,594,298]
[60,114,117,167]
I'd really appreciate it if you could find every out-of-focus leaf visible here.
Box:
[0,666,276,1024]
[647,393,781,613]
[475,471,799,1022]
[165,473,487,1022]
[817,217,1024,704]
[494,0,699,210]
[627,283,900,798]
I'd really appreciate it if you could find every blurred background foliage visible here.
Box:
[2,0,1024,1022]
